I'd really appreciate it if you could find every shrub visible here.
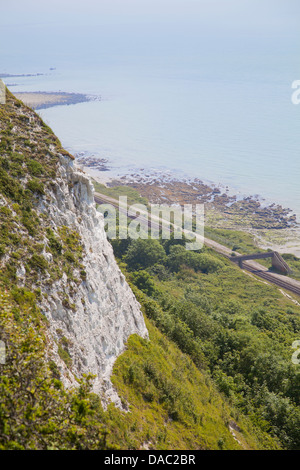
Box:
[26,179,45,195]
[131,270,156,296]
[28,254,48,272]
[47,232,63,254]
[167,245,223,273]
[124,239,166,270]
[27,160,44,176]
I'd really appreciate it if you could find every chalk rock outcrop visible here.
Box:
[38,153,148,406]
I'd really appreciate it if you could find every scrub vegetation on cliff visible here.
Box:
[109,232,300,450]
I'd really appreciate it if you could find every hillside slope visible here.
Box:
[0,90,279,450]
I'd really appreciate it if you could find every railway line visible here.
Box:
[242,263,300,297]
[94,190,300,298]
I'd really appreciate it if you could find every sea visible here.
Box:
[1,2,300,219]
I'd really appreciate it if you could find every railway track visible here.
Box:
[242,263,300,297]
[94,191,300,298]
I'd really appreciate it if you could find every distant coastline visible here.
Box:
[0,72,45,78]
[14,91,100,110]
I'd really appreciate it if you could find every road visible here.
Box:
[94,191,300,298]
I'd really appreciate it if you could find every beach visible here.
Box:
[14,91,99,110]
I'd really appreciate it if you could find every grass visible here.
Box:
[92,180,149,207]
[110,318,275,450]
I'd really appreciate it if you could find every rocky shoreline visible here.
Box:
[77,159,300,256]
[75,152,111,172]
[112,172,300,256]
[98,170,297,231]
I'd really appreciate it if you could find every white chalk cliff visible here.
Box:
[36,153,148,406]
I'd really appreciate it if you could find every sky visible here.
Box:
[1,0,300,36]
[1,0,299,75]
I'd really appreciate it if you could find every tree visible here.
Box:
[167,245,223,273]
[124,239,166,271]
[131,270,156,296]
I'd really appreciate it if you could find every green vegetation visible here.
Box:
[107,212,300,449]
[0,90,82,290]
[124,239,166,270]
[204,227,264,254]
[0,286,274,450]
[204,226,300,276]
[92,180,148,206]
[0,289,109,450]
[281,253,300,279]
[110,319,272,450]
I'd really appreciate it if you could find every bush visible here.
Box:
[167,245,223,273]
[28,254,48,272]
[131,270,156,296]
[26,179,45,195]
[47,230,62,254]
[0,167,23,202]
[124,239,166,271]
[27,160,44,176]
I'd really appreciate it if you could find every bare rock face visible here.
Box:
[38,154,148,406]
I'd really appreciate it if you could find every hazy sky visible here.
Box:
[1,0,299,73]
[1,0,299,31]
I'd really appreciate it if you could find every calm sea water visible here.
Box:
[2,5,300,218]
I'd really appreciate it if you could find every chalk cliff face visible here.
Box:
[37,153,148,405]
[0,91,148,406]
